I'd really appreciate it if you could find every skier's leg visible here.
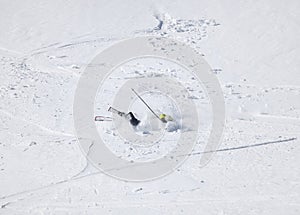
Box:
[108,107,140,127]
[108,106,126,117]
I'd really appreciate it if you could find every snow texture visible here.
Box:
[0,0,300,214]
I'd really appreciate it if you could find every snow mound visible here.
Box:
[165,121,180,132]
[134,114,152,134]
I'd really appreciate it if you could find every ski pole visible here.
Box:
[131,88,163,122]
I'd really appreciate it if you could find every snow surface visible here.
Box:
[0,0,300,214]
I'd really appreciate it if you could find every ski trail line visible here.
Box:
[182,137,297,157]
[0,137,297,202]
[0,109,75,137]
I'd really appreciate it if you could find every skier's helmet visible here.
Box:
[159,113,166,119]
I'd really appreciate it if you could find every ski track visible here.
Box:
[0,137,297,204]
[183,137,297,157]
[0,109,75,138]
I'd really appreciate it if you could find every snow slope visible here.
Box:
[0,0,299,214]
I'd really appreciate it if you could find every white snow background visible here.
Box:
[0,0,299,214]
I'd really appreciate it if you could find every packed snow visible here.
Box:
[0,0,299,214]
